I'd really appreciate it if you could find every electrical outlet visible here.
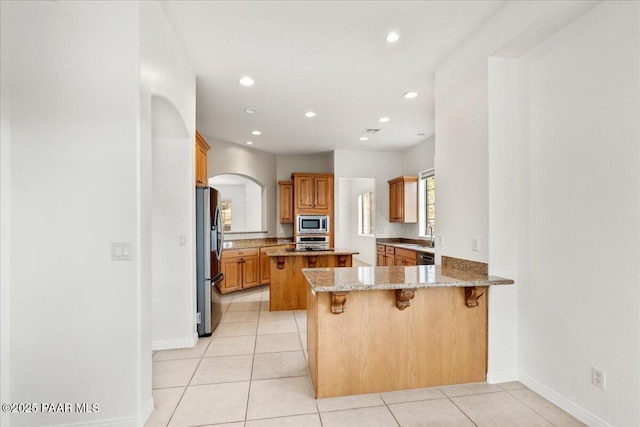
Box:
[196,312,202,324]
[592,367,605,389]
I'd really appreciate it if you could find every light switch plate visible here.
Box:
[179,234,187,246]
[112,242,133,261]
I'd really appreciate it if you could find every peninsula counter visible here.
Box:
[302,256,514,398]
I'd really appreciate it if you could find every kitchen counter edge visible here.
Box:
[302,265,514,292]
[266,249,359,257]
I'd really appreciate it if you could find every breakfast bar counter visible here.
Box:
[302,256,514,398]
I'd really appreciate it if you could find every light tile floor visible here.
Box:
[146,285,585,427]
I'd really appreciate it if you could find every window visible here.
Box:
[419,170,435,238]
[221,199,232,232]
[358,191,375,236]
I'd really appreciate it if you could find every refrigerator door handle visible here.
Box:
[215,205,224,260]
[204,188,211,278]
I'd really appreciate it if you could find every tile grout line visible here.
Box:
[163,332,216,427]
[505,388,566,427]
[241,288,268,425]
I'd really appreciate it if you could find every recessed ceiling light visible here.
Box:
[360,137,368,141]
[239,76,254,86]
[403,91,418,99]
[305,111,316,118]
[246,141,253,145]
[251,130,262,136]
[379,117,390,123]
[245,107,258,114]
[386,31,399,43]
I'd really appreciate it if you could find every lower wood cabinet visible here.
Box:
[219,248,260,294]
[377,244,395,266]
[377,244,417,266]
[394,247,417,266]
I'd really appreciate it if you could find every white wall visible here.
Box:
[333,150,403,241]
[338,178,376,265]
[142,0,197,362]
[2,1,145,425]
[0,3,12,425]
[207,137,277,239]
[401,137,435,240]
[216,184,247,231]
[520,3,640,425]
[438,1,640,425]
[276,152,334,180]
[435,1,557,265]
[487,58,529,383]
[245,180,263,231]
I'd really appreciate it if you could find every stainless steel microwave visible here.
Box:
[296,214,329,234]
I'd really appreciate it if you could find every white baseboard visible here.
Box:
[486,369,518,383]
[519,373,609,427]
[152,332,198,351]
[139,396,155,426]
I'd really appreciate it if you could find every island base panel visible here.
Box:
[307,286,488,398]
[270,254,352,311]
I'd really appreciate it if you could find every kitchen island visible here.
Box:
[302,256,514,398]
[266,248,358,311]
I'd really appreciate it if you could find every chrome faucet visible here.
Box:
[427,226,435,247]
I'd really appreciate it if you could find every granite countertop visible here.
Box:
[266,248,359,257]
[385,243,436,254]
[223,238,293,250]
[302,265,514,292]
[383,242,435,254]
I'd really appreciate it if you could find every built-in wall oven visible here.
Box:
[295,235,330,251]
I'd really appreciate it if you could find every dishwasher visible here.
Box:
[417,252,435,265]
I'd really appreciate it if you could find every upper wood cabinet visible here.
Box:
[292,173,334,215]
[195,131,211,187]
[278,181,294,223]
[388,176,418,223]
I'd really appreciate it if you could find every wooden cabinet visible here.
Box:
[195,131,210,187]
[388,176,418,223]
[394,247,417,266]
[278,181,294,223]
[218,248,260,294]
[377,244,416,266]
[376,244,387,266]
[259,245,289,285]
[377,244,395,266]
[292,173,333,214]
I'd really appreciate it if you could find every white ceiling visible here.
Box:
[161,1,505,155]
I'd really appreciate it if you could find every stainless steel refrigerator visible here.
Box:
[196,186,224,336]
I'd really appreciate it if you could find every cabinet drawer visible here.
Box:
[385,246,395,255]
[377,244,386,253]
[224,248,258,258]
[395,248,417,260]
